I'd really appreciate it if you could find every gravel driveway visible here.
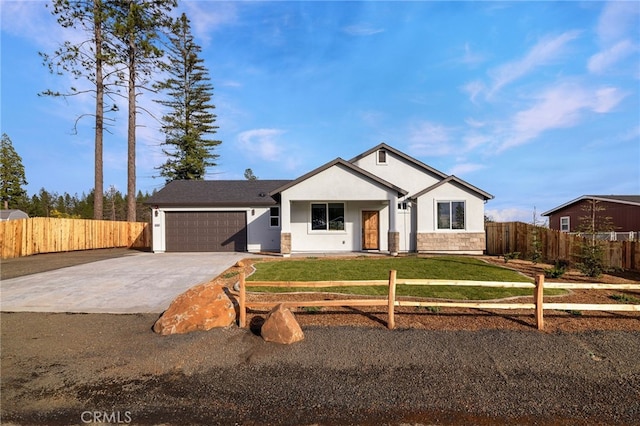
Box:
[1,312,639,425]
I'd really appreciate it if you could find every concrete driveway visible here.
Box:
[0,252,250,314]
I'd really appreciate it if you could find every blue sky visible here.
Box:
[2,1,639,222]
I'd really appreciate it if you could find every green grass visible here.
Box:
[246,256,563,300]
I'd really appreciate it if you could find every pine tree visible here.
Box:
[154,13,221,183]
[0,134,28,210]
[111,0,176,221]
[40,0,119,220]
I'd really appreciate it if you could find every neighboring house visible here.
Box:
[146,143,493,255]
[542,195,640,238]
[0,209,29,221]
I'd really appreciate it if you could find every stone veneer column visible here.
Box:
[388,231,399,256]
[280,232,291,256]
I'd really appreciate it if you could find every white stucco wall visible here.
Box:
[416,182,486,233]
[282,164,396,201]
[352,150,441,196]
[287,200,390,252]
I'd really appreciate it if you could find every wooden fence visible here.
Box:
[485,221,640,271]
[0,217,150,259]
[238,270,640,331]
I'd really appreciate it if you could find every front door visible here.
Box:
[362,210,379,250]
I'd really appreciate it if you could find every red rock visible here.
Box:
[153,283,236,335]
[261,304,304,344]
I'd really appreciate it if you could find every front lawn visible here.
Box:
[246,256,560,300]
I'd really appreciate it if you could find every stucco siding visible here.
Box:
[352,151,441,195]
[288,200,389,252]
[416,182,486,233]
[282,164,394,201]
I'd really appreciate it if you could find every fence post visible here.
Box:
[239,270,246,328]
[388,269,397,330]
[535,274,544,330]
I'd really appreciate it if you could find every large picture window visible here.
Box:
[311,203,345,231]
[437,201,465,230]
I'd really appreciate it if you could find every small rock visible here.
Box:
[261,304,304,344]
[153,283,236,335]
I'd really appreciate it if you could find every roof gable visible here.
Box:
[542,195,640,216]
[349,142,448,180]
[270,158,408,197]
[146,180,292,207]
[412,175,494,200]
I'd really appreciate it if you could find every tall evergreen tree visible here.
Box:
[40,0,119,220]
[0,134,28,210]
[154,13,221,182]
[111,0,176,221]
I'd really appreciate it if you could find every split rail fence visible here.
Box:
[0,217,150,259]
[238,270,640,331]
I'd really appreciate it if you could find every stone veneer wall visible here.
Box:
[417,232,486,253]
[280,233,291,255]
[388,231,399,255]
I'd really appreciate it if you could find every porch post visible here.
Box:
[388,193,399,256]
[280,196,291,257]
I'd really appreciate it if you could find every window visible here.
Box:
[377,149,387,164]
[269,206,280,227]
[560,216,570,232]
[437,201,465,230]
[311,203,344,231]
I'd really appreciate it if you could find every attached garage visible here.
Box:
[146,180,292,253]
[165,211,247,252]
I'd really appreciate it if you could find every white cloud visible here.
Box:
[485,208,534,223]
[499,83,626,151]
[460,42,485,66]
[449,162,485,176]
[596,1,640,44]
[588,39,636,74]
[180,1,238,46]
[488,30,581,96]
[343,24,384,36]
[237,128,286,162]
[462,80,485,104]
[407,121,454,156]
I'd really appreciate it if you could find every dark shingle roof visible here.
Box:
[145,180,292,207]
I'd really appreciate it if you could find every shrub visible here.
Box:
[503,252,520,263]
[544,259,569,279]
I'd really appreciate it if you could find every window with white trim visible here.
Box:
[311,203,344,231]
[269,206,280,227]
[377,149,387,164]
[437,201,465,230]
[560,216,570,232]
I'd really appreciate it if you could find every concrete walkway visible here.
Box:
[0,252,249,314]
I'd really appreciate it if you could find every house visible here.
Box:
[0,209,29,221]
[146,143,493,255]
[542,195,640,239]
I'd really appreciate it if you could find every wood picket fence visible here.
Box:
[0,218,150,259]
[238,270,640,331]
[485,222,640,271]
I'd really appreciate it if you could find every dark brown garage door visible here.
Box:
[165,211,247,252]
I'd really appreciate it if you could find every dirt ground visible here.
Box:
[1,250,639,425]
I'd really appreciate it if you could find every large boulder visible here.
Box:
[261,304,304,344]
[153,283,236,335]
